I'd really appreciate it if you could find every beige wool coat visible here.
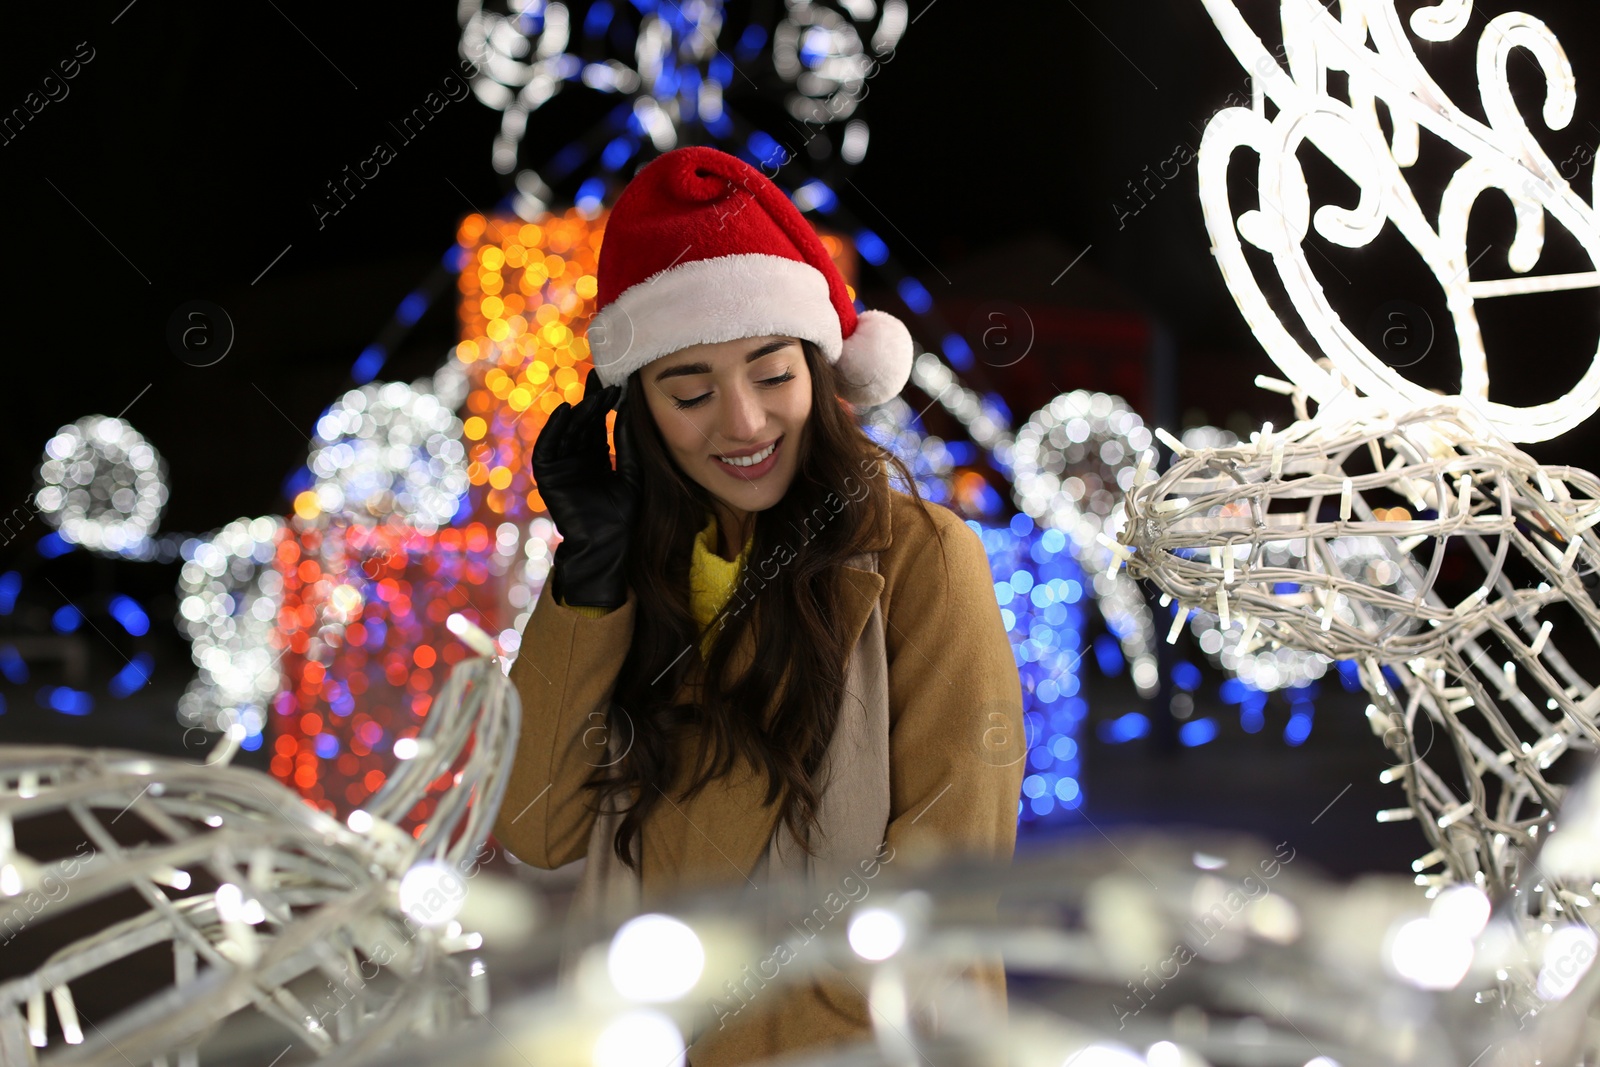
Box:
[493,472,1027,1065]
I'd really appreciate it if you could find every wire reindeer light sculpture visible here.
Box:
[0,618,517,1066]
[1124,399,1600,898]
[1116,0,1600,1009]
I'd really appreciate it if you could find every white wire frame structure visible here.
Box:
[1124,391,1600,887]
[1108,0,1600,944]
[0,625,518,1066]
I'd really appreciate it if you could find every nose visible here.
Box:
[716,378,766,444]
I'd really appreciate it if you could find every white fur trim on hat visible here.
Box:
[835,309,914,408]
[588,253,843,388]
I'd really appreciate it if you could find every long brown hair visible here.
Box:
[585,339,944,871]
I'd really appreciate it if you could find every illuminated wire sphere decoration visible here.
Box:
[176,516,287,745]
[300,381,469,533]
[0,626,517,1065]
[34,415,168,558]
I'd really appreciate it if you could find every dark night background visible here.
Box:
[3,0,1600,883]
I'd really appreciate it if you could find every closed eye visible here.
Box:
[672,371,796,410]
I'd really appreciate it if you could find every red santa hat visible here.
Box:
[586,145,914,408]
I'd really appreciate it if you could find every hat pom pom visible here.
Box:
[835,310,914,408]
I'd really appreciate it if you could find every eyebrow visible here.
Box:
[651,339,796,383]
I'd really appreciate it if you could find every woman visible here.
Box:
[492,146,1025,1066]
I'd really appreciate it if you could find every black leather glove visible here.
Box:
[532,368,642,610]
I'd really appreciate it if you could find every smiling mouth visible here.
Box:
[714,436,781,468]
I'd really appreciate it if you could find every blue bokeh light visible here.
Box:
[583,0,614,36]
[0,646,27,684]
[1171,660,1202,692]
[1179,717,1218,747]
[794,180,837,213]
[1092,634,1124,676]
[108,595,150,637]
[733,25,766,62]
[896,278,933,314]
[38,532,74,559]
[1240,691,1267,733]
[575,178,606,212]
[39,687,92,716]
[351,345,387,384]
[395,291,429,328]
[943,333,973,371]
[972,522,1088,824]
[1100,711,1150,744]
[854,229,888,266]
[109,653,155,698]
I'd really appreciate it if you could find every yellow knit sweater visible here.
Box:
[558,513,754,660]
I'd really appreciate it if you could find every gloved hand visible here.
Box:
[532,368,642,610]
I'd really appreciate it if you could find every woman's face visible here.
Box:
[638,334,813,517]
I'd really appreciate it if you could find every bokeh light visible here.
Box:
[271,519,504,820]
[176,516,287,746]
[977,517,1088,825]
[306,381,469,532]
[35,415,168,557]
[1012,390,1158,698]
